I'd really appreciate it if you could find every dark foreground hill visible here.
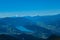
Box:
[47,34,60,40]
[0,34,46,40]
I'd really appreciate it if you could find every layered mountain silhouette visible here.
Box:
[0,14,60,40]
[0,17,52,39]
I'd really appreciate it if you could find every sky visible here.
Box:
[0,0,60,17]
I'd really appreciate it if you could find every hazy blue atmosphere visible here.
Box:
[0,0,60,40]
[0,0,60,17]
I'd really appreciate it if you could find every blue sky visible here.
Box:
[0,0,60,17]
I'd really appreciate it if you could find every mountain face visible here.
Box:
[30,14,60,27]
[0,17,52,39]
[25,14,60,37]
[26,14,60,35]
[0,14,60,40]
[0,22,21,34]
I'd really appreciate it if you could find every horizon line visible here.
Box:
[0,14,60,18]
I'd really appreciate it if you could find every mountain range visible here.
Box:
[0,14,60,40]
